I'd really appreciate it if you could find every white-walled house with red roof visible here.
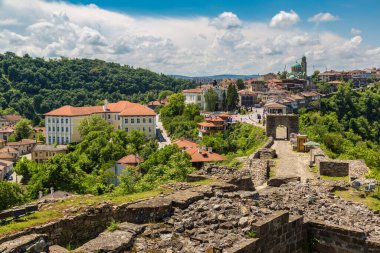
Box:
[44,100,156,145]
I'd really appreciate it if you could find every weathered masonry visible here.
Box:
[266,114,299,140]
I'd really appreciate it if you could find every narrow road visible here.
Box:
[272,140,315,183]
[156,114,171,149]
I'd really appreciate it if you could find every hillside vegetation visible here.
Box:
[300,82,380,176]
[0,52,194,124]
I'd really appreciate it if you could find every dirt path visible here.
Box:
[271,140,315,183]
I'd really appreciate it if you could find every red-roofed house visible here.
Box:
[111,154,144,184]
[44,100,156,144]
[264,102,288,114]
[198,116,228,137]
[0,114,22,127]
[173,139,226,168]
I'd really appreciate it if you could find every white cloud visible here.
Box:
[0,0,379,75]
[351,28,361,36]
[308,12,339,23]
[209,12,242,29]
[269,10,300,28]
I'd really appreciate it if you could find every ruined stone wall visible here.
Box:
[265,114,299,139]
[227,212,306,253]
[319,160,350,177]
[308,221,380,253]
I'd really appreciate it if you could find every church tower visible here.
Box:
[301,56,307,78]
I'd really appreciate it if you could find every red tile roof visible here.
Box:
[7,139,37,146]
[0,146,17,153]
[173,139,226,163]
[182,85,213,94]
[264,102,287,109]
[117,154,144,165]
[44,101,156,117]
[0,115,22,122]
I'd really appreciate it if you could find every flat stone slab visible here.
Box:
[73,222,145,253]
[49,245,70,253]
[0,234,48,253]
[267,176,300,187]
[125,197,172,223]
[168,189,204,209]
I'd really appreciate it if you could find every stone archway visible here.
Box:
[266,114,299,140]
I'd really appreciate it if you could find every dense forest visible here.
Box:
[300,82,380,177]
[0,52,194,124]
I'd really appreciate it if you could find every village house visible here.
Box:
[111,154,144,185]
[31,144,68,163]
[300,91,321,109]
[7,139,37,156]
[44,100,156,145]
[0,159,14,181]
[264,102,288,114]
[173,139,226,168]
[183,84,226,111]
[0,114,22,127]
[30,127,46,140]
[238,90,259,108]
[0,127,14,140]
[198,116,229,138]
[0,146,18,162]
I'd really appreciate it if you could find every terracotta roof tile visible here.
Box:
[264,102,287,108]
[117,154,144,164]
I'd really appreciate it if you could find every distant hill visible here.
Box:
[0,52,195,124]
[171,74,261,82]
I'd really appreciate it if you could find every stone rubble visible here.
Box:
[128,190,272,253]
[259,181,380,240]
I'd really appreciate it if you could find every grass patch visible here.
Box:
[320,175,349,182]
[245,230,257,238]
[310,166,318,173]
[188,178,217,186]
[107,219,119,232]
[0,188,171,237]
[335,189,380,211]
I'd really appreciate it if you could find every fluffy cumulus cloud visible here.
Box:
[308,12,339,23]
[351,28,362,36]
[269,10,300,28]
[0,0,379,75]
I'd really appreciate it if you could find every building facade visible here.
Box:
[183,85,226,111]
[32,144,69,163]
[44,100,156,145]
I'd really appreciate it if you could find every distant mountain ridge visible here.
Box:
[171,74,261,81]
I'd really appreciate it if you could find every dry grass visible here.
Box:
[335,189,380,211]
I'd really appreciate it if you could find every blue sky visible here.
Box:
[0,0,379,75]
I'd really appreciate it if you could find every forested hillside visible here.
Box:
[0,52,194,124]
[300,82,380,175]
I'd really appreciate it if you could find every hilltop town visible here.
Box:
[0,54,379,253]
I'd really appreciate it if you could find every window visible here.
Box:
[53,137,55,143]
[143,127,145,132]
[149,118,152,123]
[61,127,64,132]
[118,115,120,120]
[57,137,60,143]
[125,118,128,124]
[143,118,146,123]
[149,127,151,132]
[125,127,128,132]
[137,118,140,123]
[66,137,69,143]
[48,118,51,123]
[108,114,110,119]
[61,118,63,123]
[57,127,59,132]
[53,127,55,131]
[48,127,51,131]
[131,118,134,124]
[66,127,69,132]
[66,119,68,124]
[49,136,51,143]
[52,118,55,123]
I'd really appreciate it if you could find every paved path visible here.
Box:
[156,114,171,149]
[272,140,315,183]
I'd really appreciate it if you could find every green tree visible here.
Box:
[0,181,26,211]
[236,79,245,90]
[226,84,239,111]
[78,115,114,138]
[13,119,33,141]
[204,88,218,111]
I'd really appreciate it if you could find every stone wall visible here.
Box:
[226,212,305,253]
[319,160,350,177]
[308,221,380,253]
[265,114,299,139]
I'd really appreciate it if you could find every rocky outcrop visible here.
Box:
[267,176,301,187]
[0,234,48,253]
[73,223,145,253]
